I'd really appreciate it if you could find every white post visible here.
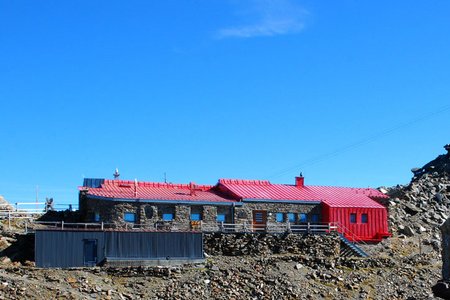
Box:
[61,221,64,230]
[8,211,10,229]
[101,222,104,230]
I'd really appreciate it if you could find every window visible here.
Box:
[216,214,226,222]
[311,214,319,223]
[287,213,296,222]
[94,212,100,222]
[361,213,368,224]
[162,213,174,221]
[350,213,357,223]
[191,213,201,221]
[124,212,136,223]
[191,206,202,221]
[299,213,307,223]
[159,206,175,221]
[276,213,284,222]
[217,207,229,223]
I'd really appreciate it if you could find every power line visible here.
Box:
[268,103,450,180]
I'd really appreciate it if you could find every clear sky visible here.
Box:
[1,1,449,207]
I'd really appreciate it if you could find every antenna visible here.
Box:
[113,168,120,179]
[36,185,39,212]
[164,172,167,183]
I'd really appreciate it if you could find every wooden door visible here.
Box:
[252,210,267,232]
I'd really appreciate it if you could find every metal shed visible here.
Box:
[35,230,204,268]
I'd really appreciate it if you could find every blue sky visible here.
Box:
[1,0,449,207]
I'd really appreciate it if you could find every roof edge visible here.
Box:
[86,195,242,206]
[242,198,321,205]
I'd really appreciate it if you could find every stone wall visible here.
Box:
[234,202,320,225]
[79,194,322,232]
[203,232,340,257]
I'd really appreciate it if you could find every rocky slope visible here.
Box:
[387,145,450,243]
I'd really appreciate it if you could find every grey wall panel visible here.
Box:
[104,232,203,259]
[35,230,105,268]
[35,230,203,268]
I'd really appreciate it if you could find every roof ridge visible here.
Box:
[102,179,212,191]
[218,178,271,186]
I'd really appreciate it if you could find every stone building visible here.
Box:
[78,175,390,241]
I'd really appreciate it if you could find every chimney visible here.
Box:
[295,173,304,188]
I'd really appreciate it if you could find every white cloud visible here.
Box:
[217,0,308,39]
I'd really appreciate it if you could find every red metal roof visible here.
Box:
[82,179,236,203]
[218,179,387,208]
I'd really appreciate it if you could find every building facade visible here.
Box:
[78,175,390,242]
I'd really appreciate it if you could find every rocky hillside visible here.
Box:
[0,196,13,211]
[0,237,441,299]
[387,144,450,242]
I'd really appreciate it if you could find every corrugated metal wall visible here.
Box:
[104,231,203,259]
[35,230,203,268]
[324,205,389,241]
[35,230,105,268]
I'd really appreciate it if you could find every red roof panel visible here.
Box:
[218,178,387,208]
[82,179,236,203]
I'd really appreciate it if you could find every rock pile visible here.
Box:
[387,145,450,240]
[0,196,13,211]
[203,232,340,257]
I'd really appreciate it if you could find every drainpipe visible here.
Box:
[231,203,235,223]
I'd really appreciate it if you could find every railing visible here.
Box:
[30,221,338,233]
[199,221,338,234]
[28,220,370,246]
[334,222,369,246]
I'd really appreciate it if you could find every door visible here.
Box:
[83,239,97,267]
[252,210,267,232]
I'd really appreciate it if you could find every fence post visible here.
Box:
[61,221,64,230]
[8,211,11,229]
[25,222,28,234]
[307,222,310,234]
[101,222,104,230]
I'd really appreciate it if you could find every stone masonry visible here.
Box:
[79,192,322,232]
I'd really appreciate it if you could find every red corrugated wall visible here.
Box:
[322,204,389,242]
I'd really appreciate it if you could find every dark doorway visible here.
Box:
[252,210,267,232]
[83,239,97,267]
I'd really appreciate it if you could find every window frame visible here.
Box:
[361,213,368,224]
[287,213,296,223]
[299,213,307,223]
[162,213,174,221]
[190,213,201,221]
[190,206,203,221]
[216,214,226,222]
[350,213,357,224]
[124,212,136,223]
[275,212,284,222]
